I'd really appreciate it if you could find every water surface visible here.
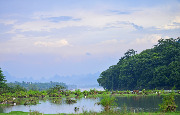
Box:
[1,98,102,114]
[0,95,180,114]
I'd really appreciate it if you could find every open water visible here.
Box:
[0,95,180,114]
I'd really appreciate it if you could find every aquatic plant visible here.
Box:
[65,97,77,104]
[126,90,131,94]
[83,90,89,96]
[50,98,62,104]
[74,106,79,112]
[122,103,127,114]
[40,90,47,98]
[89,88,97,95]
[98,95,116,111]
[75,89,81,97]
[65,90,71,96]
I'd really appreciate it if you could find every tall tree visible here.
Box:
[0,68,7,93]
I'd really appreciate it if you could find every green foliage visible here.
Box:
[47,85,66,96]
[74,89,81,96]
[65,90,71,96]
[122,103,127,114]
[0,68,7,94]
[29,110,42,115]
[98,38,180,90]
[7,85,27,93]
[65,97,77,104]
[83,90,89,96]
[7,81,68,91]
[99,95,116,111]
[159,91,178,112]
[49,98,62,104]
[89,88,97,95]
[126,90,130,94]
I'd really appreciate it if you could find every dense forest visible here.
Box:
[97,38,180,90]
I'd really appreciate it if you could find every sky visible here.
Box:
[0,0,180,80]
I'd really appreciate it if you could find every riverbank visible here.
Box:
[0,89,180,109]
[0,111,180,115]
[1,89,180,114]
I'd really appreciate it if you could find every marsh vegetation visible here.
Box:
[0,85,180,114]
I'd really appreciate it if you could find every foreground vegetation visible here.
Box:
[0,111,180,115]
[1,84,180,105]
[1,90,177,114]
[98,38,180,90]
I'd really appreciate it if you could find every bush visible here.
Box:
[65,97,77,104]
[159,90,178,112]
[99,95,116,111]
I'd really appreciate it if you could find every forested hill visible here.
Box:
[97,38,180,90]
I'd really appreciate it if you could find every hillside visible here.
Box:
[97,38,180,90]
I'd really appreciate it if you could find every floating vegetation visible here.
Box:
[65,97,77,104]
[49,98,62,104]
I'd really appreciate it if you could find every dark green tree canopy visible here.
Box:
[97,38,180,90]
[0,68,7,93]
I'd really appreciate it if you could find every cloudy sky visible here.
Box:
[0,0,180,79]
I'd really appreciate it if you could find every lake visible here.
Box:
[0,95,180,114]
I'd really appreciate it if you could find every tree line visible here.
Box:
[97,38,180,90]
[7,81,68,91]
[0,69,69,93]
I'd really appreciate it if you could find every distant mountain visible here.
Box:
[3,71,101,88]
[3,71,37,83]
[47,72,101,86]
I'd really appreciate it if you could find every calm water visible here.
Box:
[115,95,180,112]
[0,95,180,114]
[0,98,102,114]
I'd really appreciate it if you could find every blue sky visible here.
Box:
[0,0,180,79]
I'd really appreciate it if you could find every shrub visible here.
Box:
[83,90,88,96]
[99,95,116,111]
[159,90,178,112]
[65,97,77,104]
[75,89,81,96]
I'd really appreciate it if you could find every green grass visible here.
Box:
[0,111,28,115]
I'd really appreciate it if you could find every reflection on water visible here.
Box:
[115,95,180,112]
[0,98,103,114]
[115,96,162,112]
[0,95,180,114]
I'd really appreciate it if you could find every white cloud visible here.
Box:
[0,2,179,59]
[0,34,70,54]
[136,35,159,44]
[34,39,69,47]
[10,5,179,33]
[13,21,57,32]
[11,10,137,32]
[99,39,118,44]
[158,16,180,30]
[135,34,170,44]
[0,19,17,25]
